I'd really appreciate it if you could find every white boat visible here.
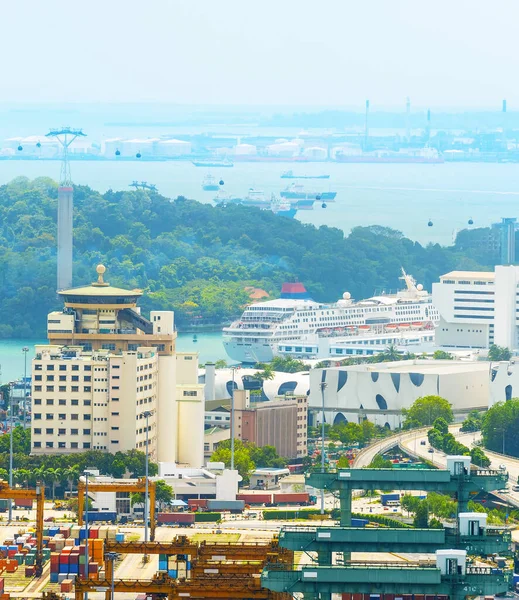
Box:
[222,269,440,363]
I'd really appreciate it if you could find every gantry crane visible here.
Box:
[74,574,291,600]
[77,478,156,540]
[0,481,44,576]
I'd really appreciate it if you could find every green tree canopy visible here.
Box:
[403,396,453,428]
[482,399,519,456]
[488,345,512,362]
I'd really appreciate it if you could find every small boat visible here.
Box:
[202,174,220,191]
[281,170,330,179]
[192,158,234,167]
[193,334,198,342]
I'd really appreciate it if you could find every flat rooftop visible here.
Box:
[440,271,494,281]
[343,360,489,375]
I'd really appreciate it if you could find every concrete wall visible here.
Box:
[157,354,177,463]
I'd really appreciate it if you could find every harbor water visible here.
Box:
[0,160,519,245]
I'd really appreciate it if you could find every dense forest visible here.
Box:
[0,176,496,338]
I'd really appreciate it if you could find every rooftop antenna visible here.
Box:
[45,128,86,291]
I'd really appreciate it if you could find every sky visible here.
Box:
[2,0,519,108]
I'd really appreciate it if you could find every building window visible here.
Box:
[84,386,91,392]
[102,344,116,351]
[34,385,42,392]
[33,442,41,448]
[183,391,197,397]
[84,365,91,371]
[59,386,66,392]
[46,386,54,392]
[112,398,119,402]
[71,442,78,449]
[47,375,54,382]
[35,364,42,371]
[111,441,119,445]
[58,442,66,449]
[46,428,53,435]
[59,399,66,405]
[71,414,79,421]
[84,376,91,382]
[34,428,41,435]
[46,365,54,371]
[34,399,41,405]
[71,375,79,382]
[58,428,66,435]
[72,365,79,371]
[111,426,119,431]
[83,400,91,406]
[84,414,91,421]
[71,386,79,392]
[71,399,79,406]
[46,414,54,420]
[83,429,91,435]
[71,429,78,435]
[83,443,91,449]
[46,399,54,405]
[46,442,53,448]
[112,386,120,390]
[59,365,67,371]
[111,412,119,417]
[59,375,66,382]
[34,375,42,381]
[34,414,41,420]
[58,413,66,420]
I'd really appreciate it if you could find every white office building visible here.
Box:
[432,266,519,350]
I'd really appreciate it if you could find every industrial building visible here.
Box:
[31,265,204,467]
[433,265,519,350]
[233,390,307,459]
[309,360,489,429]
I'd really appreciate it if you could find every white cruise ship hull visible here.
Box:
[223,339,275,363]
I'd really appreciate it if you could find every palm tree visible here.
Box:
[0,469,8,482]
[381,345,400,362]
[44,469,59,500]
[253,365,274,382]
[64,466,80,495]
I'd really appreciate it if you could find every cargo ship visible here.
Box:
[213,191,298,218]
[192,158,233,167]
[201,174,220,191]
[280,183,336,205]
[281,170,330,179]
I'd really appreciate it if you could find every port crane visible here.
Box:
[77,478,156,540]
[0,480,44,576]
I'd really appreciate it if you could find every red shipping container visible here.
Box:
[89,563,98,573]
[157,512,195,525]
[237,493,272,505]
[14,499,32,509]
[272,493,310,505]
[187,499,208,509]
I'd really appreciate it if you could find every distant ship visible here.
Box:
[281,170,330,179]
[214,191,298,219]
[202,174,220,191]
[335,147,444,164]
[280,183,336,206]
[192,158,234,167]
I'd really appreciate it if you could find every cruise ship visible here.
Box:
[223,270,440,363]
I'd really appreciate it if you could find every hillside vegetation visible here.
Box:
[0,176,490,338]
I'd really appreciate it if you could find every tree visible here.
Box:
[252,365,274,382]
[488,344,512,362]
[432,417,449,435]
[482,399,519,456]
[433,350,453,360]
[214,360,227,369]
[403,396,453,428]
[269,356,310,373]
[470,447,491,468]
[461,411,482,433]
[413,502,429,528]
[336,456,350,468]
[155,480,174,508]
[427,429,444,450]
[366,455,393,469]
[248,445,286,469]
[210,439,255,483]
[401,494,420,515]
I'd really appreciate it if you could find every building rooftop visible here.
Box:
[440,271,494,281]
[58,264,142,298]
[341,359,489,375]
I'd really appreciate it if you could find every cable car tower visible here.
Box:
[45,128,86,291]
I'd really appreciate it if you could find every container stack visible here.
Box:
[158,554,178,579]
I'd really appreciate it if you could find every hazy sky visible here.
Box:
[2,0,519,108]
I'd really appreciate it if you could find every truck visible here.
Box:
[188,499,208,510]
[14,498,33,509]
[380,493,400,506]
[205,500,245,513]
[272,493,313,506]
[83,511,117,523]
[157,512,195,527]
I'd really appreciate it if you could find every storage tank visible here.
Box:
[234,143,257,156]
[157,139,192,157]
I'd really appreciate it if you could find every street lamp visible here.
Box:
[230,367,237,471]
[320,381,327,515]
[22,347,29,430]
[8,382,13,524]
[142,410,152,557]
[84,470,90,600]
[105,552,118,600]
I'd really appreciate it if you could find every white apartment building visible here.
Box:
[31,265,205,467]
[432,266,519,350]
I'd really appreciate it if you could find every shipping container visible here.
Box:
[272,493,311,506]
[237,493,272,505]
[157,513,195,526]
[380,493,400,506]
[82,512,116,523]
[187,499,208,510]
[351,518,369,527]
[206,500,245,512]
[14,499,32,509]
